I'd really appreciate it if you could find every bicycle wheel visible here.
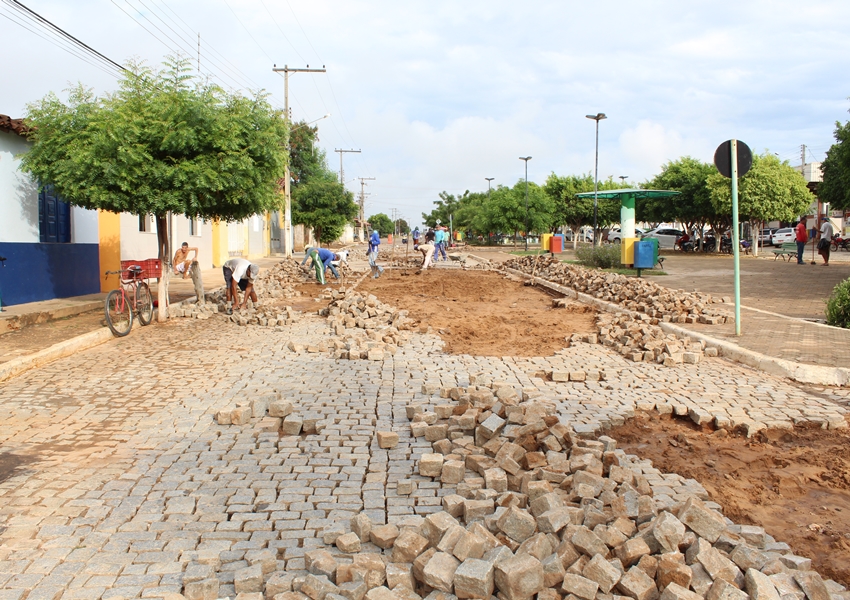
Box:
[135,282,154,326]
[105,289,133,337]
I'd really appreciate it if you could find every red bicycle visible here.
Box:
[104,265,154,336]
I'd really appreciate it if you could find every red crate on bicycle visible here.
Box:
[120,258,162,281]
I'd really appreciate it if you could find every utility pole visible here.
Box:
[272,64,327,256]
[801,144,807,179]
[335,149,361,186]
[358,177,375,242]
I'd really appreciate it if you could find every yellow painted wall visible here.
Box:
[211,221,229,267]
[98,210,121,292]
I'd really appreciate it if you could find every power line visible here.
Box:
[2,0,127,75]
[221,0,274,63]
[0,8,122,78]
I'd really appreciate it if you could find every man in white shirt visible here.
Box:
[819,217,835,266]
[223,257,259,309]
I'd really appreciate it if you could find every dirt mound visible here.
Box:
[358,269,596,356]
[607,412,850,586]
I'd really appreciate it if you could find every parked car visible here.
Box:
[642,227,684,249]
[758,228,777,246]
[564,228,594,242]
[771,228,795,246]
[607,227,645,243]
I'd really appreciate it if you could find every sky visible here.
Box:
[3,0,850,227]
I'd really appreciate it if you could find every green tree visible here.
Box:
[708,152,814,254]
[21,56,288,320]
[289,120,330,189]
[820,118,850,210]
[646,157,718,250]
[368,213,394,236]
[422,191,461,228]
[292,180,357,245]
[482,181,554,248]
[395,218,410,235]
[544,174,622,247]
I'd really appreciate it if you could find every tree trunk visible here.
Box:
[155,214,170,323]
[191,260,204,305]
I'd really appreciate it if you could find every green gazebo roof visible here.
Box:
[575,189,681,200]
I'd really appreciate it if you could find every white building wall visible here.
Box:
[119,213,214,267]
[0,131,39,243]
[71,207,99,244]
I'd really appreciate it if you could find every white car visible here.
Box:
[607,227,645,243]
[642,227,684,249]
[771,228,795,246]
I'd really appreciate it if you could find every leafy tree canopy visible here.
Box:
[293,180,357,245]
[820,117,850,211]
[644,157,716,229]
[480,180,555,240]
[21,55,288,226]
[368,213,394,237]
[707,152,814,223]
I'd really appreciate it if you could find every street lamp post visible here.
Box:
[586,113,607,246]
[619,175,628,186]
[485,177,494,197]
[519,157,532,251]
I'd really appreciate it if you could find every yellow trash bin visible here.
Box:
[541,233,553,252]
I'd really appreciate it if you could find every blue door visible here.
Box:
[38,185,71,243]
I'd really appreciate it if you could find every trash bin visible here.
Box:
[550,235,563,254]
[541,233,552,251]
[633,241,655,269]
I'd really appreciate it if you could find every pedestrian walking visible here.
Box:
[818,217,835,266]
[368,229,385,278]
[794,219,809,264]
[415,242,435,271]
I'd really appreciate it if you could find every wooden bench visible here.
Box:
[772,242,798,261]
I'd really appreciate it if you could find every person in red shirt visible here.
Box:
[794,219,809,264]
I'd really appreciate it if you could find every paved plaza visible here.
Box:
[0,297,848,598]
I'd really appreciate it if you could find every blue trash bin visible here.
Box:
[634,241,655,269]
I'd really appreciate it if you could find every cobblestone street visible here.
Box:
[0,304,848,599]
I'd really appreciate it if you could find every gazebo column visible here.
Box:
[620,194,637,266]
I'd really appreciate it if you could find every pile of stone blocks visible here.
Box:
[573,313,717,366]
[320,289,416,360]
[225,304,299,328]
[213,394,319,436]
[504,256,732,325]
[168,300,219,320]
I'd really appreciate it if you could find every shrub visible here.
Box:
[575,244,622,269]
[826,278,850,328]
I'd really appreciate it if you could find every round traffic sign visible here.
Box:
[714,140,752,178]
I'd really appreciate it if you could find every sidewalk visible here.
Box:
[0,256,285,364]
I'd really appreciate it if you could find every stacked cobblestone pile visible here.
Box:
[270,385,844,600]
[320,289,416,360]
[569,313,717,366]
[505,256,732,324]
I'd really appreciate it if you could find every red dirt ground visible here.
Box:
[358,269,597,356]
[608,413,850,586]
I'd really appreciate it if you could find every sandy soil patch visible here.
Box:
[358,269,596,356]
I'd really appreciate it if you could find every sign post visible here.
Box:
[714,139,752,336]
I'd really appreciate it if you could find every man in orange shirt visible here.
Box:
[794,219,808,264]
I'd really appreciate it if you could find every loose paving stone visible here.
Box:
[0,275,847,600]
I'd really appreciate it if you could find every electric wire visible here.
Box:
[0,7,123,78]
[220,0,275,63]
[258,0,307,64]
[134,0,257,93]
[154,0,268,93]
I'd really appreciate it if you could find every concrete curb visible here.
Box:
[502,266,850,388]
[0,326,115,383]
[0,300,102,335]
